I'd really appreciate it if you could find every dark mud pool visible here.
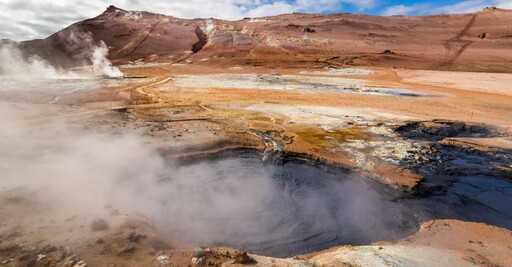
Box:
[136,154,512,257]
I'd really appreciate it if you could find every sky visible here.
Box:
[1,0,511,41]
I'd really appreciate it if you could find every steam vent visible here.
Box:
[1,2,512,267]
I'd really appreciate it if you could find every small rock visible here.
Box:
[289,261,315,267]
[1,258,14,265]
[118,244,136,256]
[156,255,170,264]
[36,254,46,262]
[63,255,78,264]
[57,246,74,260]
[233,251,255,264]
[90,218,109,231]
[73,260,87,267]
[478,32,488,39]
[193,247,209,258]
[156,255,169,261]
[303,27,315,33]
[95,238,104,244]
[191,256,205,265]
[127,231,143,242]
[147,248,157,255]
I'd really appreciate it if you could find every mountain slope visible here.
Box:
[17,5,512,72]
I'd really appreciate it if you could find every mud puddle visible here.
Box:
[153,156,419,257]
[391,120,512,229]
[396,120,504,141]
[412,144,512,229]
[142,147,511,257]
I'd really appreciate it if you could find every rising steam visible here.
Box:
[0,32,123,79]
[204,19,215,34]
[0,44,78,79]
[0,100,415,257]
[91,41,123,78]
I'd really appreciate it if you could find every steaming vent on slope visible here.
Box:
[0,33,124,79]
[144,157,420,257]
[0,35,140,104]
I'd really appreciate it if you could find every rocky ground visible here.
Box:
[0,61,511,266]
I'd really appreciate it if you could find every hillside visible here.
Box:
[16,5,512,72]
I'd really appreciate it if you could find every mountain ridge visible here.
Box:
[13,5,512,72]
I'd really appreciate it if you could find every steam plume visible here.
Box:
[0,44,78,79]
[91,41,123,77]
[204,19,215,34]
[0,102,413,257]
[0,32,123,79]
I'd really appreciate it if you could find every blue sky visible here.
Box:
[308,0,512,15]
[321,0,463,14]
[1,0,511,40]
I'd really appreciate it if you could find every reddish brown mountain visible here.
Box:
[17,5,512,72]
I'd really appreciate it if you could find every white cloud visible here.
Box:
[433,0,490,14]
[0,0,376,41]
[296,0,376,12]
[381,4,417,16]
[244,1,296,17]
[381,0,512,16]
[8,0,512,41]
[494,0,512,8]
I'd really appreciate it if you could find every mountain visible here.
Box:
[16,5,512,72]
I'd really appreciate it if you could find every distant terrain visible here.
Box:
[14,5,512,72]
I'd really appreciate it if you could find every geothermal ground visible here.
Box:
[1,63,511,266]
[1,5,512,267]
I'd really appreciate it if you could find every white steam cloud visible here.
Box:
[0,100,414,257]
[0,32,123,80]
[91,41,123,78]
[204,19,215,34]
[0,44,79,79]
